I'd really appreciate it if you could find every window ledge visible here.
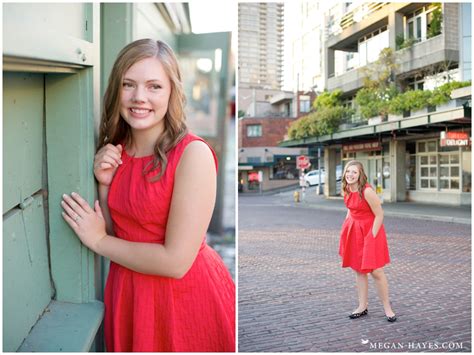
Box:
[18,300,104,352]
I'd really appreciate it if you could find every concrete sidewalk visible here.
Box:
[244,187,472,225]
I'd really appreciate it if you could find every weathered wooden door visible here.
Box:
[3,72,54,351]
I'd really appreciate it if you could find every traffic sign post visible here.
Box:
[297,155,311,202]
[296,155,311,170]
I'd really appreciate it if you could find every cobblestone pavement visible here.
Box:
[238,197,471,352]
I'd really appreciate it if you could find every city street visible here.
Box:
[238,194,471,352]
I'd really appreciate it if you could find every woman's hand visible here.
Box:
[61,192,107,253]
[94,144,123,186]
[364,187,384,238]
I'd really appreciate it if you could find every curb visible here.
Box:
[285,201,471,225]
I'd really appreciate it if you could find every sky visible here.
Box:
[189,0,237,54]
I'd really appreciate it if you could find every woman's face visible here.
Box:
[345,165,360,185]
[120,57,172,136]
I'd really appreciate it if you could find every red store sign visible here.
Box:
[342,141,382,153]
[440,131,471,147]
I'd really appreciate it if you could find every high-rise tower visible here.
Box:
[238,3,284,90]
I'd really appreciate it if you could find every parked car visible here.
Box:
[304,165,342,187]
[336,165,342,181]
[304,169,325,187]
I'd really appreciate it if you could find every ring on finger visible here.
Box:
[74,215,80,222]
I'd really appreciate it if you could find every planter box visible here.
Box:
[451,86,471,99]
[410,107,428,117]
[339,123,357,130]
[436,99,459,112]
[368,116,383,125]
[388,114,403,121]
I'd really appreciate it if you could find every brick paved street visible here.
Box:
[238,195,471,352]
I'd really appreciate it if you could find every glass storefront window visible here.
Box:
[439,155,449,164]
[406,142,417,190]
[440,166,449,177]
[452,180,460,189]
[418,140,438,190]
[408,155,416,190]
[439,151,461,190]
[462,148,471,192]
[272,158,298,180]
[451,166,460,177]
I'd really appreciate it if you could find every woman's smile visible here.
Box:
[128,107,154,118]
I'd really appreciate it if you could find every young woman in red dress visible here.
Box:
[339,160,396,322]
[61,39,235,351]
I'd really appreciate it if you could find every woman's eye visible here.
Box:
[122,82,134,88]
[150,84,162,90]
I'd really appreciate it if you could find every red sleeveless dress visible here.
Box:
[103,133,235,352]
[339,183,390,273]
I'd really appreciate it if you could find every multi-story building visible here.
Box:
[282,2,471,206]
[238,90,315,192]
[238,2,284,90]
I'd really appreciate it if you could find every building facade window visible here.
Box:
[416,139,466,191]
[272,157,298,180]
[358,26,388,66]
[407,77,424,91]
[405,4,442,43]
[247,124,262,137]
[299,95,311,113]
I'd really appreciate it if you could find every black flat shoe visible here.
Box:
[349,308,368,319]
[386,315,397,322]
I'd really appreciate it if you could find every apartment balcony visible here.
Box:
[327,67,365,94]
[396,35,459,76]
[327,34,459,93]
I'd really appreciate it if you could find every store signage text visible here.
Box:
[343,141,381,152]
[440,132,471,147]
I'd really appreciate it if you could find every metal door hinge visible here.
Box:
[19,196,35,210]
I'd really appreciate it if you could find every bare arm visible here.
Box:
[98,184,114,235]
[94,143,122,235]
[62,141,216,279]
[364,187,384,237]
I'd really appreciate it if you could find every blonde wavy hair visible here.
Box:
[341,160,368,198]
[98,38,188,181]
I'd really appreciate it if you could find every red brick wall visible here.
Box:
[239,117,296,147]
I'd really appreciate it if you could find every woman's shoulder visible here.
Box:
[362,183,377,199]
[170,132,218,170]
[362,183,373,191]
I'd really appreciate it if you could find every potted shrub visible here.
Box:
[430,81,471,111]
[403,90,431,117]
[387,94,407,121]
[355,87,383,124]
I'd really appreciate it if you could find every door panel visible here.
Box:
[3,73,44,212]
[3,72,53,351]
[3,195,52,351]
